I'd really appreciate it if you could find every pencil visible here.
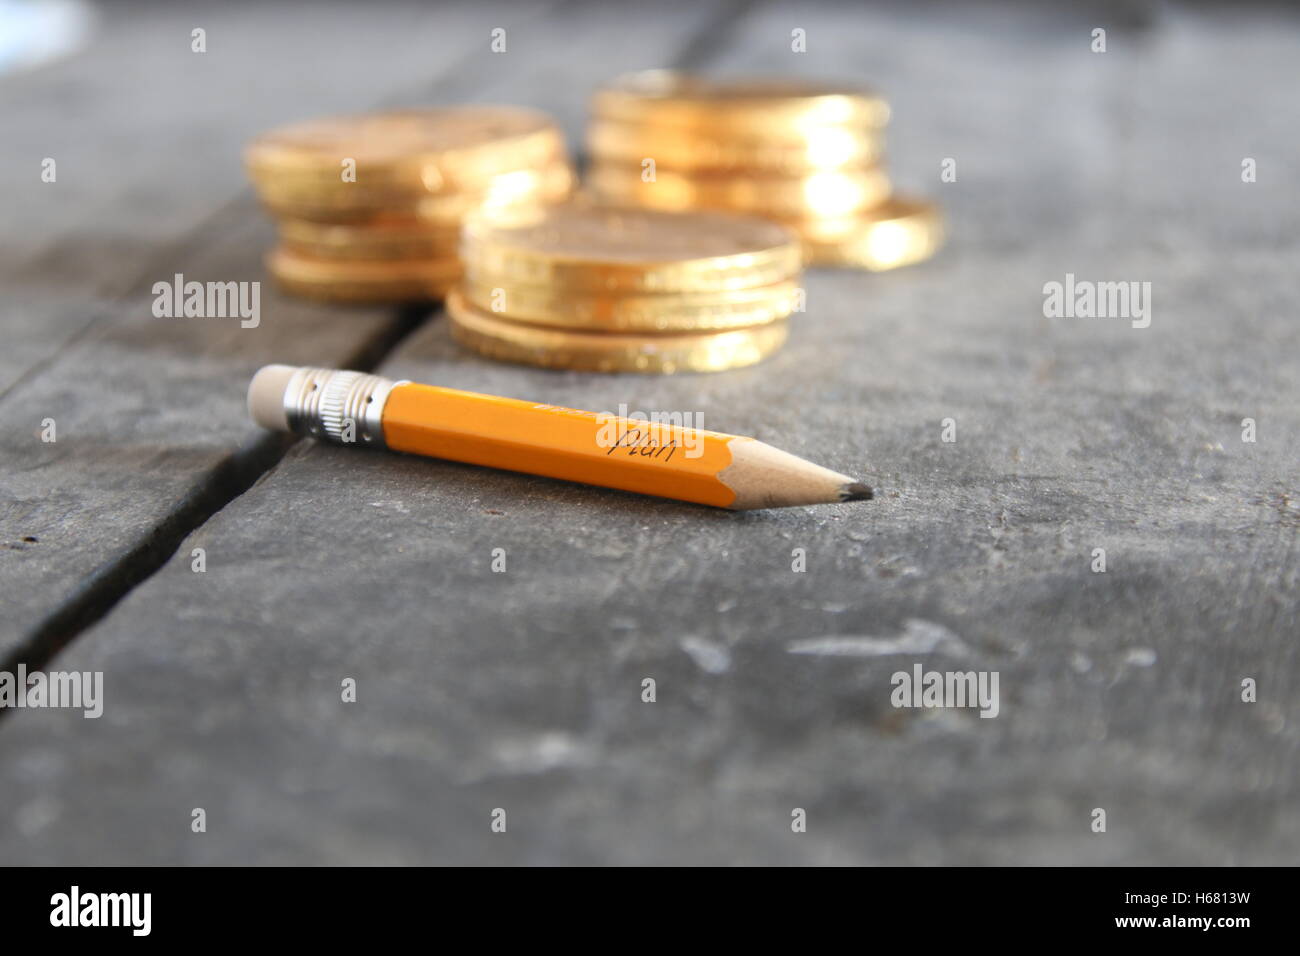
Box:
[247,365,873,509]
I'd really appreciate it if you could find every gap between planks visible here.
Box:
[0,0,758,692]
[0,306,429,701]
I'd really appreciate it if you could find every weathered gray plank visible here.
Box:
[0,1,569,652]
[1,0,1297,866]
[0,206,414,656]
[0,0,559,391]
[711,0,1300,256]
[5,239,1295,864]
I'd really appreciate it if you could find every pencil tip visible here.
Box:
[841,481,874,502]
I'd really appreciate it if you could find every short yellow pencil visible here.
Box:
[247,365,872,510]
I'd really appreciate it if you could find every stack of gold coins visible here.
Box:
[447,201,802,373]
[586,71,943,271]
[246,107,575,303]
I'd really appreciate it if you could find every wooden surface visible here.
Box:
[0,0,1296,865]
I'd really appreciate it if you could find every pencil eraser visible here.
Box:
[247,364,297,431]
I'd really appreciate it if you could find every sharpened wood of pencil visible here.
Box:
[247,365,873,510]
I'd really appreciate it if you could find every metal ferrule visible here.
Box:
[282,367,404,449]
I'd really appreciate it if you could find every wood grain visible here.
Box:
[0,0,1295,865]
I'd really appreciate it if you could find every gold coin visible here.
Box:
[245,106,568,192]
[460,276,801,332]
[267,245,460,303]
[587,118,884,174]
[592,71,890,133]
[278,218,461,260]
[254,162,575,224]
[446,287,787,373]
[586,162,891,219]
[790,197,945,269]
[460,201,801,293]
